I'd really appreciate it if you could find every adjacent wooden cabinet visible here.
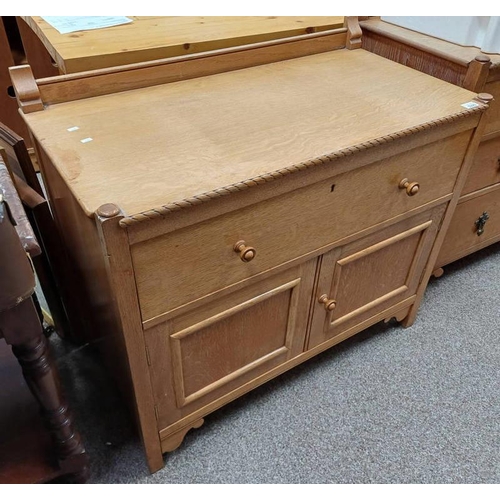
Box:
[360,17,500,273]
[10,21,491,473]
[437,184,500,266]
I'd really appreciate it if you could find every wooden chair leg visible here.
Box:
[1,299,89,481]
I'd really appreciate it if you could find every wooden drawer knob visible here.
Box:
[399,178,420,196]
[233,240,256,262]
[318,294,337,311]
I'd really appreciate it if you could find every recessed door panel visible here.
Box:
[146,260,316,429]
[308,206,445,349]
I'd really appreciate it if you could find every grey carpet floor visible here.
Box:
[50,242,500,483]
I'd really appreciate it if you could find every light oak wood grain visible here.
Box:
[161,419,204,454]
[16,37,488,472]
[403,102,490,327]
[170,283,296,407]
[8,65,43,113]
[32,143,101,343]
[126,115,478,245]
[158,295,417,442]
[462,56,491,93]
[21,16,344,73]
[308,208,443,348]
[131,132,470,320]
[34,141,164,470]
[96,209,164,473]
[360,18,500,278]
[146,262,316,430]
[362,27,467,88]
[18,49,479,219]
[33,29,347,107]
[345,16,362,50]
[141,194,453,334]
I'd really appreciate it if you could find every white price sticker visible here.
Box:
[461,101,480,109]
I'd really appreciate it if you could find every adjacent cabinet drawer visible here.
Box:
[437,184,500,268]
[132,131,470,321]
[462,136,500,195]
[484,81,500,138]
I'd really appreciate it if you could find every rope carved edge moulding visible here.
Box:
[118,103,489,227]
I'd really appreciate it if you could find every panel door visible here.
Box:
[145,259,317,430]
[308,206,446,349]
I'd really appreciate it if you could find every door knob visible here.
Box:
[318,294,337,311]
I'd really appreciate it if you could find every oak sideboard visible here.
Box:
[10,20,491,472]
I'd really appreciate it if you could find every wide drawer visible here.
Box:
[132,131,470,321]
[436,184,500,268]
[462,136,500,195]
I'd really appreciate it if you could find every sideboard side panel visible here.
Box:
[34,140,163,472]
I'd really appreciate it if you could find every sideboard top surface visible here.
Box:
[24,48,479,218]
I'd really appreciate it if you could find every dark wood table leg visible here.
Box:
[1,299,89,482]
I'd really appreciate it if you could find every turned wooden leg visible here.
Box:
[1,299,89,481]
[12,335,86,459]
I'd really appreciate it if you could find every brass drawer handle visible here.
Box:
[318,294,337,311]
[399,178,420,196]
[475,211,489,236]
[233,240,256,262]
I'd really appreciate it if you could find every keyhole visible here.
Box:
[330,184,336,192]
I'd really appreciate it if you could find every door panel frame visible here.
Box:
[170,278,301,407]
[308,207,444,348]
[329,220,432,328]
[146,259,317,429]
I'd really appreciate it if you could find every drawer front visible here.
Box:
[133,131,470,321]
[462,136,500,195]
[436,184,500,268]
